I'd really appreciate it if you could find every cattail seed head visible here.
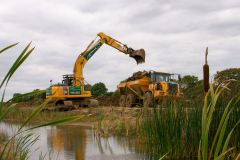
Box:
[203,64,209,92]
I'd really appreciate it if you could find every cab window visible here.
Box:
[151,73,170,82]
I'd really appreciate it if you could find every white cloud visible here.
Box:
[0,0,240,100]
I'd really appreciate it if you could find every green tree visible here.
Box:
[91,82,108,97]
[84,84,92,91]
[214,68,240,99]
[214,68,240,82]
[13,93,21,98]
[104,90,120,97]
[181,75,199,89]
[180,75,205,99]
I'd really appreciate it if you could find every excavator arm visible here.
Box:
[97,32,145,63]
[73,32,145,88]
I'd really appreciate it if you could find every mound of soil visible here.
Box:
[122,70,149,82]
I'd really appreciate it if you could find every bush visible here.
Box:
[91,82,108,97]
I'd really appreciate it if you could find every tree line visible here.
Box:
[11,68,240,102]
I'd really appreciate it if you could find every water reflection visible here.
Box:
[47,125,87,160]
[0,123,144,160]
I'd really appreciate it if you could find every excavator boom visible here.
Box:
[73,32,145,87]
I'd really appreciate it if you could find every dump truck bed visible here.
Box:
[118,76,150,97]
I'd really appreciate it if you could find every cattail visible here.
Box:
[203,47,209,92]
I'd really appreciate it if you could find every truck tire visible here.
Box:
[119,95,126,107]
[143,92,153,107]
[126,94,136,107]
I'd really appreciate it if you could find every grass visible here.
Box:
[198,83,240,160]
[5,93,239,159]
[0,132,8,144]
[4,106,79,124]
[3,103,140,137]
[138,84,240,159]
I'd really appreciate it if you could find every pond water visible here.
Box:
[0,122,148,160]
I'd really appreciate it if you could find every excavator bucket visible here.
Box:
[129,49,145,64]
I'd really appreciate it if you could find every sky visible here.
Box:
[0,0,240,99]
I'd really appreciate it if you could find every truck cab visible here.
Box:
[149,71,181,98]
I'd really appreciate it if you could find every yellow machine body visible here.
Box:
[118,71,182,107]
[46,32,145,107]
[47,86,91,100]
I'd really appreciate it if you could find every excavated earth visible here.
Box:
[121,70,148,82]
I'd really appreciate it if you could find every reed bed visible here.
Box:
[139,86,240,159]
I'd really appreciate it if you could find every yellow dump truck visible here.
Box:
[117,70,182,107]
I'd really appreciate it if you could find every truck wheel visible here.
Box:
[126,94,136,107]
[143,92,153,107]
[119,95,126,107]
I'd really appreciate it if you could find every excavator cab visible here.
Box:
[62,74,73,86]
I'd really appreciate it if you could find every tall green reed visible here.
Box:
[0,43,81,159]
[198,83,240,160]
[139,83,239,159]
[139,99,202,159]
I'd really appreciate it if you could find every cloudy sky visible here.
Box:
[0,0,240,99]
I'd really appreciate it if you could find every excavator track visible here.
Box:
[42,99,99,112]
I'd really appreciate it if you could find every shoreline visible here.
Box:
[3,104,141,136]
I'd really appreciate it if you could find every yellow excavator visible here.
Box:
[46,32,145,108]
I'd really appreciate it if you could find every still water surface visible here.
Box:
[0,122,147,160]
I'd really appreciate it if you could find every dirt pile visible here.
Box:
[122,70,149,82]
